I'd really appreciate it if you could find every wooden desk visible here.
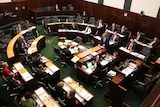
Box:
[47,22,96,36]
[58,40,86,54]
[140,80,160,107]
[13,62,33,82]
[58,29,91,43]
[28,35,45,54]
[34,87,60,107]
[118,47,145,61]
[7,26,36,62]
[45,61,60,82]
[40,56,60,83]
[63,76,94,107]
[29,9,78,24]
[77,46,101,58]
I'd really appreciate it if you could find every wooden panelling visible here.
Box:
[27,0,57,9]
[71,0,160,39]
[0,0,160,38]
[0,3,13,13]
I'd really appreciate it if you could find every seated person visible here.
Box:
[35,64,48,79]
[16,24,22,34]
[21,91,40,107]
[135,31,144,42]
[98,32,109,48]
[119,25,127,36]
[25,20,30,29]
[140,37,159,58]
[82,11,88,23]
[55,81,66,99]
[109,31,120,46]
[70,22,79,30]
[65,89,79,107]
[109,52,120,69]
[18,36,30,54]
[32,53,43,67]
[108,23,118,32]
[108,31,120,53]
[95,19,104,36]
[2,62,15,78]
[59,23,67,29]
[84,25,92,34]
[126,39,136,52]
[7,73,22,88]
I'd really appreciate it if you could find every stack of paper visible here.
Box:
[71,56,80,63]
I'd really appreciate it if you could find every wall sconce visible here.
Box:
[15,7,18,10]
[124,12,128,17]
[22,6,25,10]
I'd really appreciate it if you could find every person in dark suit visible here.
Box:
[65,89,79,107]
[32,53,43,67]
[82,11,88,23]
[119,25,127,36]
[135,31,144,42]
[17,36,30,54]
[109,52,120,69]
[70,22,79,30]
[109,31,120,46]
[59,23,67,29]
[108,31,120,53]
[95,19,104,36]
[126,39,137,52]
[147,37,159,55]
[108,23,118,32]
[98,32,109,48]
[55,81,66,99]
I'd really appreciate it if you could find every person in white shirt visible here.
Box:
[84,25,92,34]
[95,19,104,36]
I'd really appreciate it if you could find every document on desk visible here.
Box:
[14,62,24,71]
[71,56,80,63]
[21,71,33,82]
[72,41,78,46]
[91,52,98,56]
[45,68,54,75]
[121,67,134,77]
[94,36,101,40]
[48,65,59,73]
[85,67,93,74]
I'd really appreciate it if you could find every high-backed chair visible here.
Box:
[74,36,82,44]
[0,30,11,44]
[68,6,74,11]
[132,72,160,97]
[62,6,67,11]
[53,46,61,61]
[88,17,96,25]
[59,50,70,68]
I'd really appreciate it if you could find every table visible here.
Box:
[77,53,112,84]
[118,47,145,61]
[58,29,91,43]
[13,62,33,82]
[40,56,60,83]
[63,76,94,107]
[47,22,97,36]
[28,35,45,54]
[58,39,87,54]
[140,80,160,107]
[34,87,60,107]
[29,9,78,24]
[7,26,37,63]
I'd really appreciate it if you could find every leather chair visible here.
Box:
[53,46,61,61]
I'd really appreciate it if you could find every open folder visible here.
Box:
[71,56,80,63]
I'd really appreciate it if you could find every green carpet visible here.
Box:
[0,24,150,107]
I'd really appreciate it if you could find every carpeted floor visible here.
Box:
[1,24,156,107]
